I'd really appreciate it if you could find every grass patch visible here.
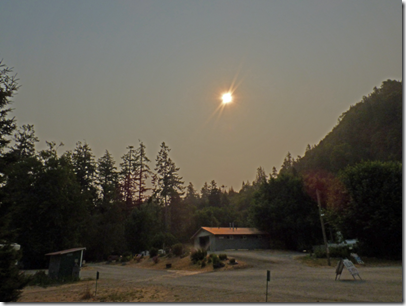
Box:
[27,271,81,288]
[98,289,145,302]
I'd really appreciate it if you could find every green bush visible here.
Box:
[190,248,207,264]
[314,245,356,259]
[151,232,179,249]
[219,254,227,260]
[149,247,158,258]
[172,243,184,257]
[211,254,219,265]
[121,251,133,262]
[229,258,236,264]
[27,271,79,288]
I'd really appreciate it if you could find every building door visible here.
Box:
[199,236,210,250]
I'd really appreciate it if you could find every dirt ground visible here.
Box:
[17,252,403,303]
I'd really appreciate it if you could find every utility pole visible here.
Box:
[316,189,331,266]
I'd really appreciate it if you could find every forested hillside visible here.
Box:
[288,80,402,174]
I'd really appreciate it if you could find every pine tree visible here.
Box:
[134,141,152,206]
[96,150,119,212]
[72,141,97,213]
[120,146,137,213]
[10,124,39,159]
[153,142,184,231]
[0,61,29,301]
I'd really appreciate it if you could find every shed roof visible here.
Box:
[191,227,266,239]
[45,247,86,256]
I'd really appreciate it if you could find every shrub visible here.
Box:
[152,256,159,264]
[149,248,158,258]
[190,248,207,264]
[229,258,236,264]
[172,243,184,257]
[314,245,356,259]
[211,254,219,265]
[219,254,228,260]
[121,251,133,262]
[151,232,179,249]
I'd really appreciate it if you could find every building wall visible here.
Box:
[48,250,83,279]
[48,255,61,279]
[212,235,269,251]
[193,231,270,251]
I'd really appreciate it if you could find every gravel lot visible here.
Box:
[18,250,402,302]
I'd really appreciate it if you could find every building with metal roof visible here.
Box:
[191,227,269,252]
[45,247,86,279]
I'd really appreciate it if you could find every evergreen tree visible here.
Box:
[72,141,98,213]
[0,61,30,301]
[96,150,119,212]
[6,143,87,268]
[9,124,39,159]
[120,146,137,213]
[153,142,184,231]
[134,141,152,205]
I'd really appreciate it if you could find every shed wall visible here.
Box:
[212,235,269,251]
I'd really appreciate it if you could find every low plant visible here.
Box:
[152,256,159,264]
[190,248,207,264]
[219,254,228,260]
[149,248,158,258]
[211,254,219,265]
[80,285,94,300]
[28,271,79,288]
[314,245,356,259]
[229,258,236,264]
[172,243,184,257]
[121,251,133,262]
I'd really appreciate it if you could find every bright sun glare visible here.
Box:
[221,92,232,104]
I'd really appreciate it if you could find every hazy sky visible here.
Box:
[0,0,402,191]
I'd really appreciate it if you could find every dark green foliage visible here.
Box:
[0,61,17,151]
[0,245,30,302]
[151,232,178,249]
[121,251,133,262]
[211,254,219,265]
[172,243,184,257]
[149,248,158,258]
[250,174,321,250]
[313,245,356,259]
[335,161,402,259]
[229,258,236,264]
[295,80,402,174]
[218,254,227,260]
[190,248,207,264]
[5,144,89,269]
[212,254,225,269]
[125,202,161,254]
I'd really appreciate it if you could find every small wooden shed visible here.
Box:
[45,247,86,279]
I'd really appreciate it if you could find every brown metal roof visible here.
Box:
[191,227,266,239]
[45,247,86,256]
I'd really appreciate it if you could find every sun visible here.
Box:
[221,92,232,104]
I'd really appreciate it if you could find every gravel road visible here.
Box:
[77,250,402,302]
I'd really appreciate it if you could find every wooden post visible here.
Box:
[316,189,331,266]
[266,270,270,302]
[95,271,99,296]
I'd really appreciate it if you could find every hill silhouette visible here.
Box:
[292,79,402,174]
